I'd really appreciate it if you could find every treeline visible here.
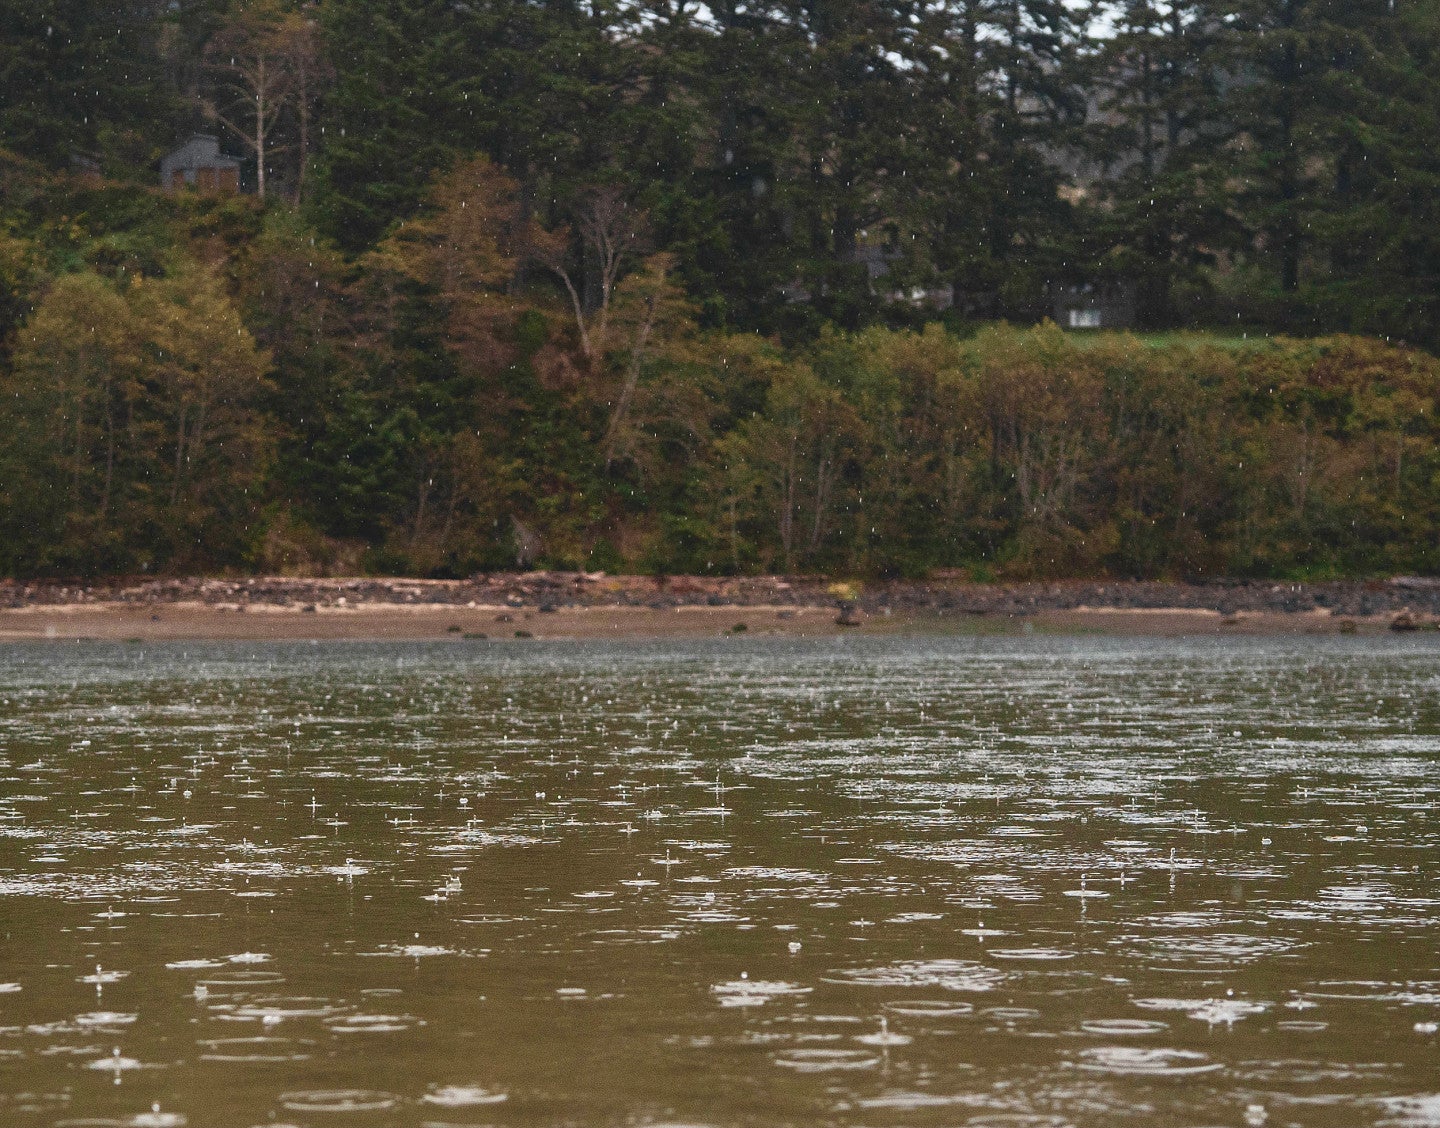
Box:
[0,155,1437,579]
[2,1,1440,579]
[3,0,1440,339]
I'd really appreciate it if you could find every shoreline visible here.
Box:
[1,582,1436,642]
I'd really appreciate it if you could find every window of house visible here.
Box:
[1068,307,1102,329]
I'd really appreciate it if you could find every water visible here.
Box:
[0,636,1437,1127]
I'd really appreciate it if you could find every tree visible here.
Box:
[379,153,528,380]
[1302,1,1440,345]
[596,252,701,473]
[0,0,178,171]
[339,155,541,569]
[231,207,354,530]
[133,262,274,536]
[0,226,40,363]
[1088,0,1230,326]
[286,7,330,202]
[924,0,1088,309]
[966,323,1113,574]
[822,324,981,574]
[1208,0,1382,296]
[1,264,271,573]
[386,155,522,298]
[533,187,648,363]
[203,0,299,199]
[714,363,865,570]
[1,272,142,569]
[314,0,468,247]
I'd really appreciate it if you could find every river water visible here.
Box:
[0,636,1437,1128]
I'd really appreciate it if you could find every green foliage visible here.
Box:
[0,262,271,574]
[694,324,1440,580]
[0,0,182,172]
[3,1,1440,578]
[1,178,1438,579]
[0,224,41,359]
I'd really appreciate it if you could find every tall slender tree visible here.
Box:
[314,0,468,247]
[1208,0,1381,296]
[203,0,297,198]
[1089,0,1229,325]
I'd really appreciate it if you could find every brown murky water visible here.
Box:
[0,636,1437,1128]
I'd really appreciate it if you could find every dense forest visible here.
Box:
[1,0,1439,579]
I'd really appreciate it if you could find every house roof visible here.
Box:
[160,134,241,172]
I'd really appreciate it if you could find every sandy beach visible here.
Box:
[0,594,1424,641]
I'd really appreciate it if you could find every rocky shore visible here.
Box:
[4,572,1440,620]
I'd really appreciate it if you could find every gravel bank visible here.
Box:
[4,573,1440,619]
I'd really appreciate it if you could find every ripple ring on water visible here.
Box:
[198,971,284,987]
[772,1048,881,1072]
[1075,1047,1222,1076]
[883,999,976,1018]
[1078,1018,1169,1036]
[989,948,1077,961]
[422,1084,508,1106]
[278,1089,399,1113]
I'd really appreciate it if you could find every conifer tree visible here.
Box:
[0,0,177,171]
[1090,0,1229,325]
[314,0,467,247]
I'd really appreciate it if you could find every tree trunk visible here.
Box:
[295,58,308,202]
[256,56,267,199]
[600,295,658,472]
[101,393,115,518]
[778,438,797,568]
[172,401,188,506]
[809,448,835,553]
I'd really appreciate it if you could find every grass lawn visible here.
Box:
[1062,328,1275,351]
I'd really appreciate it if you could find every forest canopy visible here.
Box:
[0,0,1438,579]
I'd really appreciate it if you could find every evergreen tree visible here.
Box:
[313,0,468,248]
[1304,0,1440,342]
[901,0,1089,317]
[1207,0,1383,297]
[0,0,178,172]
[1089,0,1230,325]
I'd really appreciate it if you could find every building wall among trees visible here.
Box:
[1054,283,1137,329]
[159,135,242,193]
